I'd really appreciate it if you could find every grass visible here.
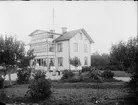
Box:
[100,70,132,77]
[112,71,132,77]
[0,70,131,104]
[1,81,127,97]
[52,88,128,103]
[0,82,129,105]
[52,81,126,89]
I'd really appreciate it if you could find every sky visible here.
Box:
[0,1,137,54]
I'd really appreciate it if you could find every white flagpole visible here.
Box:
[53,7,55,30]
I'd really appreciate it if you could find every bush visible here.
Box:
[0,76,4,89]
[32,70,46,80]
[64,76,82,83]
[61,70,74,80]
[0,90,8,102]
[82,66,91,72]
[80,70,102,82]
[16,68,31,84]
[82,66,98,73]
[101,70,114,79]
[27,70,52,102]
[89,70,102,81]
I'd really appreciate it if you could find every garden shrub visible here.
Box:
[81,66,91,72]
[80,70,102,82]
[65,76,82,83]
[82,66,98,72]
[32,70,46,80]
[0,90,8,102]
[101,70,114,79]
[27,70,52,102]
[89,70,102,81]
[61,70,74,80]
[127,73,138,104]
[16,68,31,84]
[0,76,4,89]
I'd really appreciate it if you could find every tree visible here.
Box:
[110,37,138,72]
[0,35,25,86]
[69,57,81,70]
[126,42,138,105]
[18,49,35,68]
[16,49,35,84]
[91,52,110,70]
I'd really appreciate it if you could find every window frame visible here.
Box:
[74,43,78,52]
[49,58,54,66]
[43,59,47,67]
[58,57,63,67]
[84,44,88,53]
[49,44,54,52]
[84,57,88,65]
[57,43,62,52]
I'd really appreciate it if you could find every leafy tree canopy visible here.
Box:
[110,37,138,72]
[0,35,25,67]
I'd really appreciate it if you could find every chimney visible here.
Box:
[62,27,67,34]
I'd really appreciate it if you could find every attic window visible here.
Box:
[79,33,82,40]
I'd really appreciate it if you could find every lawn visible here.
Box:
[100,70,132,77]
[0,70,132,105]
[0,81,130,105]
[51,88,128,104]
[51,82,126,89]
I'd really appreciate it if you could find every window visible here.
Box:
[84,44,88,52]
[74,43,78,52]
[49,44,54,52]
[49,58,54,66]
[43,59,47,67]
[79,33,82,40]
[58,57,63,66]
[37,59,41,66]
[57,43,62,52]
[84,57,88,65]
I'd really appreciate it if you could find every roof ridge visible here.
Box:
[66,28,82,33]
[54,28,94,43]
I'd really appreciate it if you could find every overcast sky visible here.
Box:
[0,1,137,54]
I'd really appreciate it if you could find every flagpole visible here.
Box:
[53,8,55,30]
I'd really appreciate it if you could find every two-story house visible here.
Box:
[29,27,94,71]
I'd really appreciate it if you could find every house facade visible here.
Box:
[29,28,94,71]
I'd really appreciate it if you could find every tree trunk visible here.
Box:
[8,73,12,86]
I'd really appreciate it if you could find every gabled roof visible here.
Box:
[54,28,94,43]
[28,29,47,36]
[29,29,62,36]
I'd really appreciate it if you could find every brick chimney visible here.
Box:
[62,27,67,34]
